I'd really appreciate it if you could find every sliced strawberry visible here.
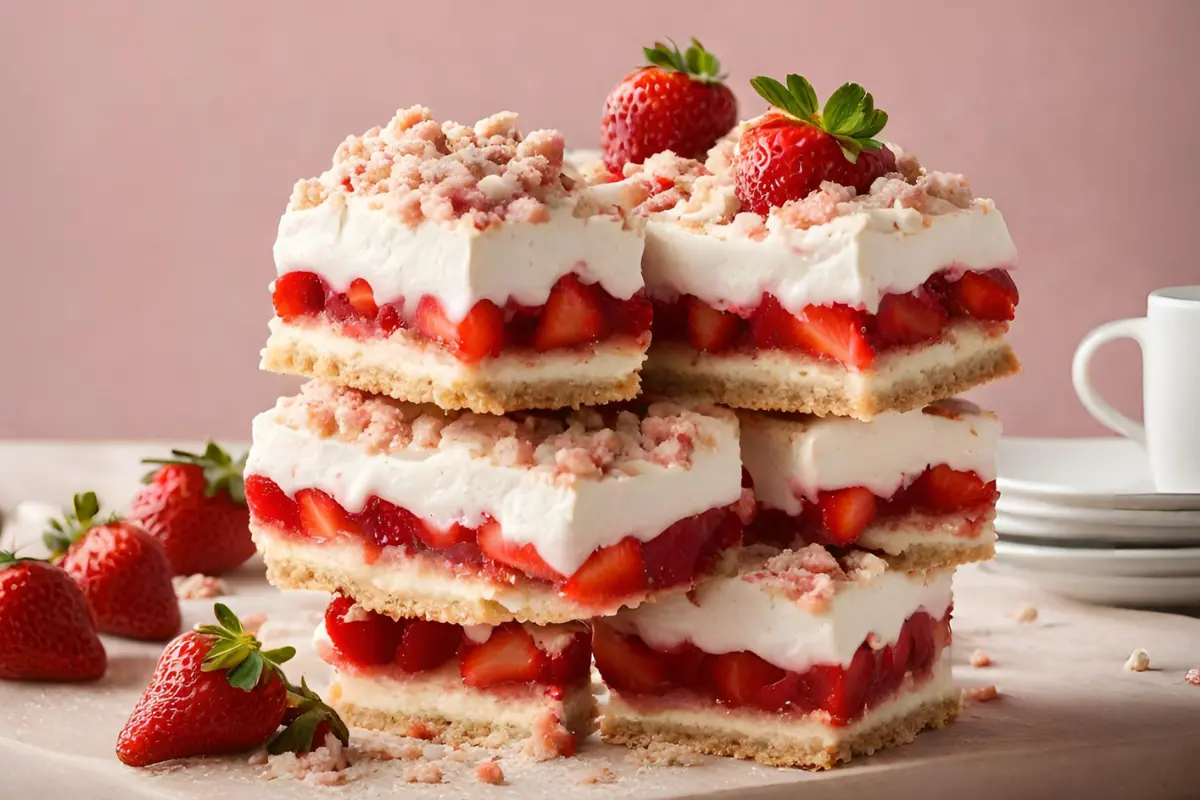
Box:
[686,297,743,353]
[377,304,402,335]
[415,296,504,363]
[533,275,609,352]
[477,520,564,582]
[949,269,1019,322]
[347,278,379,318]
[662,641,707,687]
[591,623,673,695]
[272,272,325,319]
[415,519,473,551]
[360,496,422,549]
[783,304,875,370]
[296,489,361,542]
[642,511,725,589]
[560,537,646,604]
[817,487,878,545]
[906,612,937,674]
[709,651,785,708]
[891,620,914,680]
[809,643,874,726]
[757,671,804,712]
[324,595,403,666]
[912,465,996,512]
[460,623,544,687]
[874,290,948,346]
[244,475,301,534]
[394,619,462,673]
[750,294,787,349]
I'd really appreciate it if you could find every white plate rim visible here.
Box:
[984,562,1200,607]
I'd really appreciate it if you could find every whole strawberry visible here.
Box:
[117,603,348,767]
[46,492,181,641]
[601,38,737,173]
[734,74,896,214]
[0,551,107,681]
[130,442,254,576]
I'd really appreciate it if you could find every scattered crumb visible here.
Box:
[581,765,618,784]
[247,749,268,766]
[405,720,435,740]
[262,733,350,783]
[970,649,992,667]
[1014,606,1038,623]
[1185,669,1200,686]
[475,758,505,785]
[241,612,268,636]
[1124,648,1151,672]
[442,746,471,764]
[523,710,575,761]
[403,762,444,784]
[172,573,226,600]
[624,742,705,767]
[964,685,1000,703]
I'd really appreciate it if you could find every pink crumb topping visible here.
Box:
[272,382,732,482]
[774,169,975,230]
[741,543,889,611]
[171,573,226,600]
[1185,669,1200,686]
[288,106,593,231]
[402,762,444,783]
[261,733,350,783]
[524,709,575,761]
[475,758,505,784]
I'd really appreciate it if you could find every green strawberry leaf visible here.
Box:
[262,646,296,666]
[749,73,890,164]
[214,603,243,635]
[785,74,818,120]
[268,677,351,755]
[643,37,726,83]
[43,491,119,559]
[142,442,248,506]
[227,651,264,691]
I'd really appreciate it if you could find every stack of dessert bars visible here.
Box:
[243,108,1019,768]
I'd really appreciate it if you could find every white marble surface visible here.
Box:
[3,442,1200,799]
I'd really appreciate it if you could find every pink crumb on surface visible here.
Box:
[524,709,575,761]
[171,574,226,600]
[402,762,444,784]
[475,758,505,784]
[1185,669,1200,686]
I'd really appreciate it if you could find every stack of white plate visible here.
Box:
[992,437,1200,608]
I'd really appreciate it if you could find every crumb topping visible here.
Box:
[739,543,890,611]
[522,708,575,761]
[260,733,350,785]
[1014,605,1038,624]
[172,573,226,600]
[970,649,992,668]
[270,381,733,483]
[402,762,444,783]
[1185,668,1200,686]
[287,106,623,231]
[474,758,505,785]
[1124,648,1151,672]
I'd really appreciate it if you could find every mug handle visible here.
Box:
[1071,318,1148,444]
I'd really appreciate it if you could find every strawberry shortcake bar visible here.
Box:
[594,544,959,769]
[624,75,1019,419]
[315,594,593,756]
[264,107,651,414]
[741,399,1000,569]
[244,382,745,624]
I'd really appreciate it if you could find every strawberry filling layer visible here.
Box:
[246,475,742,607]
[272,271,652,363]
[320,595,591,691]
[744,465,997,548]
[651,267,1017,370]
[593,609,951,727]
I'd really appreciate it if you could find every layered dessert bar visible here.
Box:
[594,544,958,769]
[316,594,593,756]
[625,129,1019,419]
[264,106,651,414]
[741,399,1000,569]
[245,382,745,624]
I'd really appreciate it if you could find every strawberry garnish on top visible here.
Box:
[117,603,348,767]
[131,442,254,576]
[45,492,181,641]
[0,550,107,682]
[601,38,738,173]
[734,74,896,214]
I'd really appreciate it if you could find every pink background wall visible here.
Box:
[2,0,1198,440]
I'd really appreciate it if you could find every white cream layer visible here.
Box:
[643,202,1015,315]
[274,193,645,323]
[245,412,741,577]
[265,318,648,383]
[613,568,953,673]
[740,406,1001,512]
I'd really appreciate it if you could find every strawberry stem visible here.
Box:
[748,74,889,163]
[643,37,727,84]
[142,441,248,506]
[43,491,120,560]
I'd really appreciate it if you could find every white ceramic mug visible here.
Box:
[1072,286,1200,493]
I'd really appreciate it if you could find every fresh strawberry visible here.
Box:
[560,537,646,604]
[346,278,379,318]
[46,492,180,641]
[687,297,743,352]
[533,275,609,352]
[394,619,462,673]
[601,38,738,172]
[360,496,421,549]
[477,520,564,582]
[874,290,949,347]
[116,603,348,766]
[709,651,785,708]
[130,443,254,576]
[244,475,301,534]
[735,74,894,214]
[591,623,672,695]
[912,465,996,512]
[948,269,1019,322]
[415,296,504,363]
[272,272,325,319]
[324,594,403,666]
[295,489,360,542]
[414,520,473,551]
[817,487,878,545]
[769,302,875,370]
[460,623,543,687]
[0,552,107,681]
[808,643,874,725]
